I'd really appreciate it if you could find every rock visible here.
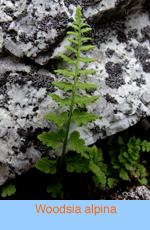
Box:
[113,186,150,200]
[0,0,150,185]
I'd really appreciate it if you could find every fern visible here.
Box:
[107,135,148,186]
[1,183,16,198]
[35,5,106,197]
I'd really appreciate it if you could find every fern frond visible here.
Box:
[79,56,97,63]
[65,154,89,173]
[81,37,92,41]
[58,53,76,65]
[80,45,96,51]
[1,184,16,197]
[67,31,79,37]
[74,95,100,108]
[70,24,79,31]
[63,45,78,54]
[66,38,79,45]
[44,112,68,127]
[35,158,57,174]
[80,28,92,34]
[54,69,75,78]
[49,94,71,107]
[52,82,73,91]
[77,69,98,76]
[80,23,89,28]
[68,131,86,154]
[76,82,99,91]
[37,129,65,149]
[72,109,100,126]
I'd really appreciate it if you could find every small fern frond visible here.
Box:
[68,131,86,154]
[74,95,100,108]
[79,56,97,63]
[76,82,99,91]
[52,82,73,91]
[54,69,75,78]
[66,38,79,45]
[72,109,100,126]
[38,129,65,149]
[63,45,78,54]
[49,94,71,107]
[44,112,68,127]
[58,53,76,65]
[35,158,57,174]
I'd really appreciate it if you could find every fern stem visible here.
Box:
[59,30,81,166]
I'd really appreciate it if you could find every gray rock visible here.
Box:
[117,186,150,200]
[0,0,150,185]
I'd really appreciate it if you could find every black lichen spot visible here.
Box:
[128,29,138,40]
[105,61,123,75]
[134,77,146,87]
[37,12,69,34]
[117,29,128,43]
[134,45,150,61]
[105,48,115,58]
[9,30,17,43]
[141,25,150,42]
[7,71,55,92]
[0,22,11,32]
[104,93,118,104]
[134,45,150,72]
[52,12,69,33]
[142,62,150,73]
[30,73,55,92]
[19,32,29,44]
[105,62,125,89]
[4,7,14,17]
[17,127,49,153]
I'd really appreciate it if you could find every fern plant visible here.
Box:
[106,135,149,187]
[35,5,108,198]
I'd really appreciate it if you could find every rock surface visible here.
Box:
[0,0,150,185]
[113,185,150,200]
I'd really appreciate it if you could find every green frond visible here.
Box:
[77,69,98,76]
[49,94,71,107]
[72,109,100,126]
[54,69,74,78]
[119,168,129,181]
[75,5,82,19]
[80,45,96,51]
[81,37,92,41]
[65,154,89,173]
[80,23,89,28]
[47,182,64,199]
[67,31,79,37]
[74,95,100,108]
[64,45,78,54]
[37,129,65,149]
[58,53,76,65]
[44,112,68,127]
[79,56,97,63]
[80,28,92,34]
[88,159,107,188]
[66,38,79,45]
[1,184,16,197]
[76,82,99,91]
[70,24,79,31]
[68,131,86,154]
[52,82,73,91]
[35,157,57,174]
